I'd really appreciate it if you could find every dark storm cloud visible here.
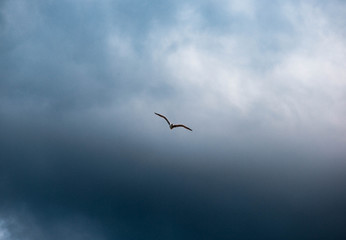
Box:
[1,118,346,240]
[1,0,346,240]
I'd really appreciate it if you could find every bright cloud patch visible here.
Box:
[0,220,10,240]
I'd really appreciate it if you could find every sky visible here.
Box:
[1,0,346,239]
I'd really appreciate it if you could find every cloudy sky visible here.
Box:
[1,0,346,239]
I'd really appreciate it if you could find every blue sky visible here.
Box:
[1,0,346,239]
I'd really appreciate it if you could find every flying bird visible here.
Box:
[154,112,192,131]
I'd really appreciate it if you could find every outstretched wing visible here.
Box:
[154,112,170,126]
[172,124,192,131]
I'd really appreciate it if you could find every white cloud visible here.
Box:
[224,0,256,18]
[136,1,346,153]
[268,2,346,130]
[146,5,256,112]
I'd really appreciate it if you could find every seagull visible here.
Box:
[154,112,192,131]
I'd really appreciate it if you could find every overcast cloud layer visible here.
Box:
[1,0,346,239]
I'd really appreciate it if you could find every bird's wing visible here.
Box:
[154,112,170,125]
[172,124,192,131]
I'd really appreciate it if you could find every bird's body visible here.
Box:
[155,113,192,131]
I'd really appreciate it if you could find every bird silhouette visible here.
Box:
[155,112,192,131]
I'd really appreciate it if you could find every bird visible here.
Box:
[154,112,192,131]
